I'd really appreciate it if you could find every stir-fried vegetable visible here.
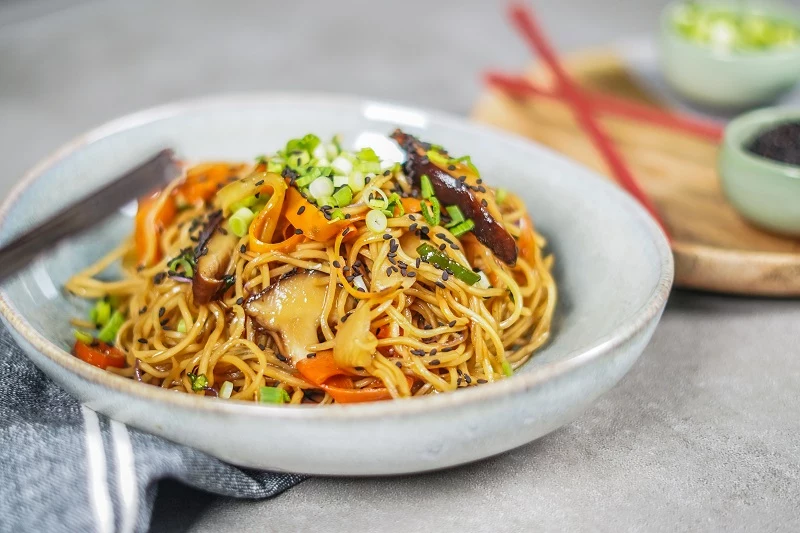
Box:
[333,304,377,369]
[284,186,350,242]
[135,190,177,266]
[416,243,481,285]
[73,340,126,370]
[228,207,256,237]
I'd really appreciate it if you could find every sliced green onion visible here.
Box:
[219,381,234,399]
[330,208,345,221]
[453,155,480,177]
[229,194,260,213]
[294,173,318,188]
[421,196,441,227]
[445,205,465,226]
[386,193,404,216]
[259,386,290,404]
[332,185,353,207]
[420,174,435,199]
[74,330,94,344]
[368,196,386,210]
[332,174,349,188]
[309,177,334,200]
[188,372,208,392]
[331,156,353,176]
[475,271,491,290]
[287,150,310,169]
[168,257,194,278]
[501,361,513,377]
[348,171,366,192]
[91,300,111,327]
[449,219,475,237]
[416,243,480,285]
[331,134,343,155]
[426,149,450,168]
[358,160,381,174]
[316,196,336,208]
[97,310,125,343]
[357,147,380,162]
[366,209,388,233]
[495,188,508,204]
[228,207,256,238]
[177,319,187,333]
[266,160,284,174]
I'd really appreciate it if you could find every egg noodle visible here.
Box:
[66,130,556,405]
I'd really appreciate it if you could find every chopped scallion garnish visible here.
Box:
[74,330,94,344]
[416,243,479,285]
[420,174,435,200]
[366,209,388,233]
[228,207,256,237]
[501,361,513,377]
[188,372,208,392]
[219,381,233,399]
[449,218,475,237]
[445,205,465,227]
[97,310,125,343]
[332,185,353,207]
[259,386,290,404]
[495,188,508,204]
[421,196,441,227]
[177,319,187,333]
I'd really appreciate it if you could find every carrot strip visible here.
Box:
[485,72,723,143]
[508,4,670,238]
[135,191,177,266]
[73,340,126,370]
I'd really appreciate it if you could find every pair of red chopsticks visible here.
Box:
[488,5,726,239]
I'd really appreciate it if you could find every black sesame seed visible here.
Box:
[388,256,397,265]
[430,348,438,356]
[436,232,446,239]
[236,297,244,305]
[333,260,341,268]
[255,192,261,199]
[344,213,352,219]
[407,271,416,277]
[450,243,460,250]
[442,346,456,352]
[415,258,421,269]
[384,170,392,176]
[258,343,266,350]
[449,320,457,328]
[354,366,365,371]
[411,349,425,356]
[423,324,433,330]
[464,375,472,384]
[337,282,344,288]
[478,186,486,193]
[420,226,430,235]
[477,379,488,384]
[458,175,467,182]
[481,198,488,207]
[365,176,371,184]
[383,233,392,240]
[442,271,450,281]
[138,338,147,344]
[306,353,316,359]
[160,318,169,327]
[408,214,416,221]
[447,164,456,171]
[342,228,351,236]
[395,361,403,368]
[139,306,148,314]
[158,307,166,317]
[294,228,303,235]
[439,243,447,251]
[409,223,418,232]
[255,179,264,186]
[240,244,247,253]
[435,281,446,289]
[386,266,394,276]
[430,359,440,366]
[276,354,288,362]
[297,205,306,215]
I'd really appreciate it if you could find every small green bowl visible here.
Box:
[659,1,800,109]
[719,107,800,236]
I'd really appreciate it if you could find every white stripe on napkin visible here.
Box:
[81,406,114,533]
[111,420,137,533]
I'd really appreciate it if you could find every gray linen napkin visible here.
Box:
[0,325,306,533]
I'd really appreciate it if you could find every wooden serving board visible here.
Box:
[473,49,800,297]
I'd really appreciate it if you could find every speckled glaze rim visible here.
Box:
[0,92,674,421]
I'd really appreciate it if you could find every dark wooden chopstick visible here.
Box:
[0,149,179,284]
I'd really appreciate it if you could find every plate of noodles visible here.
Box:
[0,94,672,474]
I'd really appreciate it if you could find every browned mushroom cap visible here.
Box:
[390,129,517,266]
[244,270,327,364]
[192,212,238,304]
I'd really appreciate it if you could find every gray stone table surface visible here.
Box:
[1,0,799,531]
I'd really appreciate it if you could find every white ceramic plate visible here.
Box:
[0,94,673,475]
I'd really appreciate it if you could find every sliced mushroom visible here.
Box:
[243,270,327,364]
[391,129,518,266]
[192,212,238,304]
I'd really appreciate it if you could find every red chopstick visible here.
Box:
[485,72,724,143]
[508,4,670,237]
